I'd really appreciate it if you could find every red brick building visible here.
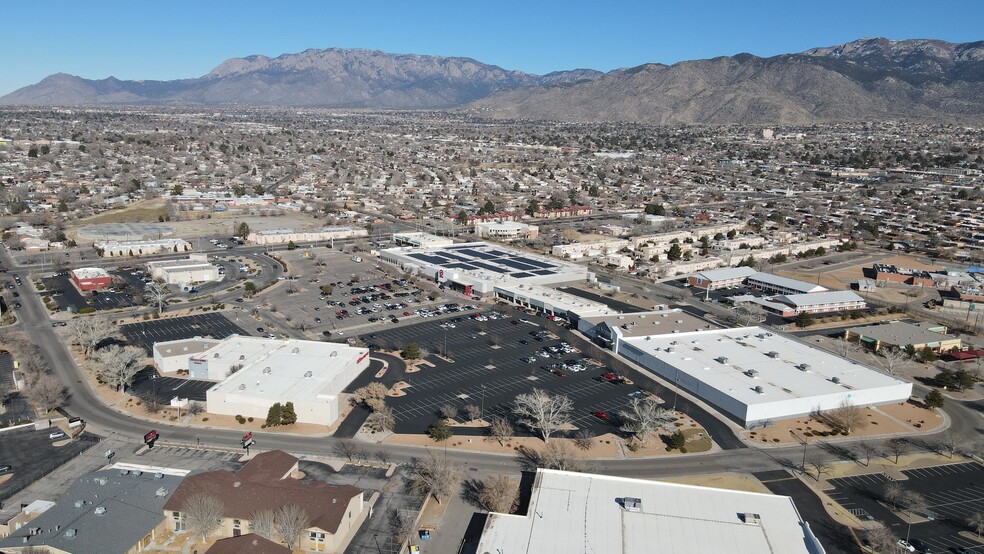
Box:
[70,267,112,291]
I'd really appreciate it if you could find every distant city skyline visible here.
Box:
[1,0,982,97]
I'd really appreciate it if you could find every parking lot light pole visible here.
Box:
[789,430,808,472]
[481,385,486,420]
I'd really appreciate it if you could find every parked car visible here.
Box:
[591,410,610,421]
[896,539,915,552]
[49,431,66,440]
[0,464,12,473]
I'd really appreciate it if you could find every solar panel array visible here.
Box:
[407,244,559,279]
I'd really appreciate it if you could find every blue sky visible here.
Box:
[1,0,981,96]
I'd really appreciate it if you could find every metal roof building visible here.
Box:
[618,327,912,427]
[747,272,828,295]
[477,468,825,554]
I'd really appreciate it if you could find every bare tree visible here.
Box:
[536,441,585,472]
[29,374,67,414]
[936,431,958,459]
[389,508,417,550]
[513,389,573,443]
[439,403,459,421]
[734,303,766,326]
[887,438,909,464]
[486,416,513,445]
[807,456,831,482]
[407,452,463,504]
[144,280,169,315]
[876,348,912,375]
[463,404,481,421]
[826,399,867,434]
[478,475,519,513]
[97,345,146,393]
[833,337,860,360]
[900,490,927,516]
[366,405,396,432]
[350,382,388,409]
[274,504,310,551]
[182,492,224,544]
[857,440,878,467]
[573,429,594,450]
[618,398,675,445]
[332,439,363,462]
[969,511,984,538]
[250,509,276,540]
[883,482,905,510]
[70,317,116,358]
[864,525,896,553]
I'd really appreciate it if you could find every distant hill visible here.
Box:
[468,38,984,125]
[0,48,600,109]
[3,39,983,124]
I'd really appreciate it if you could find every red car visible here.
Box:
[403,311,410,316]
[601,372,617,381]
[591,410,610,421]
[552,369,566,377]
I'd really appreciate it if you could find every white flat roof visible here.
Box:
[622,327,909,406]
[749,272,827,293]
[584,309,717,337]
[71,267,110,279]
[774,291,865,307]
[495,283,615,317]
[695,266,758,282]
[477,469,822,554]
[95,238,190,248]
[206,336,367,400]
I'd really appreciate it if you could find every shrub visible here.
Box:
[78,307,96,314]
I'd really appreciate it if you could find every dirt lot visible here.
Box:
[70,210,327,242]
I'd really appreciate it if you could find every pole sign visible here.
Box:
[241,432,255,449]
[144,430,159,446]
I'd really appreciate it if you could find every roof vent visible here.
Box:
[239,354,245,360]
[766,351,780,358]
[746,369,758,378]
[96,477,107,485]
[740,513,761,526]
[132,470,142,477]
[120,469,129,476]
[94,506,107,515]
[213,353,220,358]
[753,386,765,394]
[304,370,313,378]
[234,481,242,488]
[831,376,841,384]
[292,347,300,354]
[154,472,164,480]
[74,500,84,508]
[798,363,811,371]
[262,367,272,375]
[716,357,729,364]
[155,487,169,497]
[65,529,77,538]
[238,383,246,391]
[330,351,338,358]
[623,497,642,512]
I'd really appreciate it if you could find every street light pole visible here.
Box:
[481,385,486,420]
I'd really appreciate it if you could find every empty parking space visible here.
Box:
[130,372,216,402]
[828,463,984,553]
[0,428,100,502]
[122,312,249,353]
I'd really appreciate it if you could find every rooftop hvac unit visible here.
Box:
[262,367,272,375]
[666,347,675,353]
[766,351,780,358]
[213,353,220,358]
[746,370,758,378]
[798,363,811,371]
[304,371,313,378]
[831,377,841,384]
[740,513,761,526]
[330,351,338,357]
[74,500,84,508]
[132,470,142,477]
[292,347,300,354]
[64,529,77,538]
[753,386,765,394]
[623,497,643,512]
[716,357,729,364]
[96,477,107,485]
[238,383,246,391]
[120,469,129,476]
[239,354,245,360]
[154,472,164,480]
[155,487,169,497]
[94,507,107,516]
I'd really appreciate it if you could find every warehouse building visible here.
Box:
[202,337,370,425]
[687,266,758,290]
[70,267,112,291]
[146,254,220,286]
[381,241,593,295]
[844,321,961,353]
[617,327,912,427]
[246,226,367,246]
[392,232,454,248]
[95,238,192,258]
[477,468,825,554]
[493,283,615,324]
[475,221,539,241]
[579,309,719,349]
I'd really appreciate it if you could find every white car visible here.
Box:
[49,431,66,440]
[896,539,915,553]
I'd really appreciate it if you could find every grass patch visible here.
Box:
[78,201,169,224]
[682,428,712,453]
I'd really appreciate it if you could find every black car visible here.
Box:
[519,339,530,345]
[0,464,11,473]
[256,327,265,333]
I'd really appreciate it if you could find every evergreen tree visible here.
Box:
[280,402,297,425]
[266,403,283,426]
[924,389,944,410]
[427,420,453,442]
[666,243,683,261]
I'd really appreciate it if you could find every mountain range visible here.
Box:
[3,38,983,125]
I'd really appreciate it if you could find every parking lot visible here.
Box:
[0,351,35,424]
[827,462,984,553]
[121,312,249,354]
[351,312,741,445]
[0,427,100,502]
[42,269,146,313]
[130,371,216,402]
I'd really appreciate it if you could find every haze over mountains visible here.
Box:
[3,38,983,125]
